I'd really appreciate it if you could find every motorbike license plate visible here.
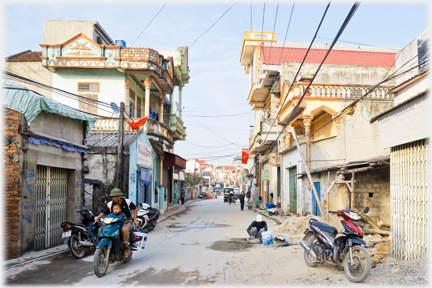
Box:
[62,230,71,238]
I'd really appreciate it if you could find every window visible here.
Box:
[129,89,136,118]
[78,82,99,92]
[79,94,98,114]
[136,96,142,118]
[96,36,102,45]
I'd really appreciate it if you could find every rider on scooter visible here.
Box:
[94,188,138,256]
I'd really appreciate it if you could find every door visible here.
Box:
[289,167,297,214]
[312,182,321,217]
[174,182,178,204]
[35,166,68,251]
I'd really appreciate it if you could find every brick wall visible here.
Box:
[353,167,391,224]
[3,108,22,259]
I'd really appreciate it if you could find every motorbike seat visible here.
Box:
[311,220,338,235]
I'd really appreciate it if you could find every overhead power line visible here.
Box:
[130,3,167,47]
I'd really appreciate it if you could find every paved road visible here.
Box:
[6,198,267,285]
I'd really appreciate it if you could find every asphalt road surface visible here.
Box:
[6,198,278,285]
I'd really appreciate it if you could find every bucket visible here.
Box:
[131,230,148,250]
[261,231,273,246]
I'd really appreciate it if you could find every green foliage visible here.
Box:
[184,172,202,188]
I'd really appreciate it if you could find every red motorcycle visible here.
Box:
[299,207,371,283]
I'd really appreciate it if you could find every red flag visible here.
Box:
[128,116,149,130]
[241,151,249,164]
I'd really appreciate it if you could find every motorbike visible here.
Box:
[61,210,100,258]
[93,216,134,277]
[136,203,160,232]
[299,207,372,283]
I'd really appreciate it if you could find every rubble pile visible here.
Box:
[273,215,323,235]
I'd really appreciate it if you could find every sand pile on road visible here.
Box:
[273,215,322,235]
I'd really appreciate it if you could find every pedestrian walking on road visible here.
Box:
[247,214,268,239]
[239,191,245,211]
[181,189,185,205]
[246,188,251,208]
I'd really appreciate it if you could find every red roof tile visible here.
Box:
[6,50,42,62]
[261,46,396,67]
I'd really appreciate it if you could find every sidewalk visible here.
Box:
[4,200,198,270]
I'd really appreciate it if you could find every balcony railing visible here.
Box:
[170,114,186,141]
[91,117,174,143]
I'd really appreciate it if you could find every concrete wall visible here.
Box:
[395,28,428,85]
[394,74,429,105]
[51,69,125,117]
[281,62,396,87]
[5,62,52,98]
[308,100,394,171]
[21,113,84,254]
[44,20,112,45]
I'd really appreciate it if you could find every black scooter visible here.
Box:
[61,210,100,258]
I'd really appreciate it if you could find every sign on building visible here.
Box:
[262,170,270,181]
[137,140,152,168]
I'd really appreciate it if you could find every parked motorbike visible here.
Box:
[299,207,371,283]
[93,216,134,277]
[136,203,160,232]
[61,210,100,258]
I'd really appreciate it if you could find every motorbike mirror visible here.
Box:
[363,207,370,214]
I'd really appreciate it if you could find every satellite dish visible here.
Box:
[175,102,179,108]
[111,102,120,113]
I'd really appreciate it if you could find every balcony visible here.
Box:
[248,117,279,155]
[247,83,269,110]
[91,117,174,146]
[170,114,187,141]
[278,83,394,125]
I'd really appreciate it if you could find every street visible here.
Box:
[5,198,428,286]
[5,198,322,285]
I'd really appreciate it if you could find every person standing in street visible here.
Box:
[246,188,251,208]
[181,188,185,205]
[239,191,245,211]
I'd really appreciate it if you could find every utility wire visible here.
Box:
[260,2,330,150]
[266,2,279,71]
[130,3,167,47]
[188,2,238,49]
[270,2,360,151]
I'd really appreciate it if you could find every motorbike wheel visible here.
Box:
[94,247,109,277]
[303,234,320,267]
[68,234,86,259]
[147,225,155,232]
[343,245,371,283]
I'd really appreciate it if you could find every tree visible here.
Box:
[184,172,202,189]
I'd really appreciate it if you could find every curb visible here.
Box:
[4,247,70,270]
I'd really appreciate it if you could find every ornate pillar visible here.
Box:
[144,79,152,118]
[285,128,291,149]
[159,97,165,124]
[303,115,312,164]
[178,84,183,120]
[335,118,341,136]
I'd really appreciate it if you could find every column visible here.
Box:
[144,79,152,118]
[178,85,183,120]
[159,97,164,124]
[169,94,173,114]
[303,115,312,164]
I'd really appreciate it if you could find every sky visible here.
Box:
[1,1,430,165]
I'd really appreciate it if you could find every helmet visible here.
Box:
[256,215,263,222]
[109,188,124,197]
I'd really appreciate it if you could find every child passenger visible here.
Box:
[106,203,126,225]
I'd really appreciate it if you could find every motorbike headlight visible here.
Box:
[103,218,116,224]
[347,211,361,220]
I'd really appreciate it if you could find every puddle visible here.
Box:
[170,223,228,229]
[208,238,252,252]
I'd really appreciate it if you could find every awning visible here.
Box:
[27,135,87,154]
[163,152,186,169]
[3,79,96,136]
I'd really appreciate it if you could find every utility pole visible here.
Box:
[116,102,125,189]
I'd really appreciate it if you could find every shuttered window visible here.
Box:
[78,82,99,92]
[79,94,98,114]
[129,89,136,118]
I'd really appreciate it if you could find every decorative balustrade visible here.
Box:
[294,84,392,99]
[90,117,174,143]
